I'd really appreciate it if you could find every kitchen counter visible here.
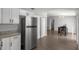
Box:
[0,31,21,50]
[0,31,20,39]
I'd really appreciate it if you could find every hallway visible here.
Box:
[34,31,78,50]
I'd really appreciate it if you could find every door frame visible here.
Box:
[76,16,79,49]
[40,17,42,39]
[19,15,26,50]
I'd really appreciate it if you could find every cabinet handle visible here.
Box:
[0,41,1,49]
[10,19,11,23]
[12,19,13,23]
[10,42,12,47]
[1,41,3,47]
[12,20,13,23]
[12,19,13,22]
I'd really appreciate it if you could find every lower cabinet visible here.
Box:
[10,35,21,50]
[1,38,10,50]
[0,35,21,50]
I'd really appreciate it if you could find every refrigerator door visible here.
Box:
[31,28,37,49]
[26,26,37,49]
[29,28,32,49]
[26,17,37,49]
[25,16,31,50]
[26,28,32,50]
[31,17,37,49]
[25,28,29,50]
[31,17,37,26]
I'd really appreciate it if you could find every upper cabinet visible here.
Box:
[2,8,20,24]
[0,8,35,24]
[2,8,11,24]
[20,9,26,16]
[11,8,19,24]
[0,9,1,24]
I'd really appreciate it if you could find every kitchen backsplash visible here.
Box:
[0,24,19,32]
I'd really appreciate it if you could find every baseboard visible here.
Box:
[53,31,76,35]
[41,33,47,38]
[68,32,76,35]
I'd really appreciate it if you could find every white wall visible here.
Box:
[48,16,76,33]
[40,17,47,38]
[76,15,79,49]
[47,17,51,30]
[75,11,79,49]
[37,16,41,39]
[37,16,47,39]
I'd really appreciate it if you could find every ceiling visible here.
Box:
[22,8,79,16]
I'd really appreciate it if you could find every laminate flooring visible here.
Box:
[34,31,78,50]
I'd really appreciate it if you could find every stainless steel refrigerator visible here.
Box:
[26,17,37,49]
[20,16,37,50]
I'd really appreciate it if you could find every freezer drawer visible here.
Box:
[31,28,37,49]
[26,27,37,49]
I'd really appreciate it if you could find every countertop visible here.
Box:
[0,31,20,38]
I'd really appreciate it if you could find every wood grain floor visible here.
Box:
[34,31,78,50]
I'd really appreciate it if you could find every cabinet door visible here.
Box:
[10,35,21,50]
[11,8,19,24]
[0,8,1,23]
[2,8,11,24]
[1,38,10,50]
[10,36,18,50]
[16,35,21,50]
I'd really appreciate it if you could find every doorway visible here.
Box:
[51,19,55,31]
[40,17,42,38]
[47,17,55,34]
[19,15,26,50]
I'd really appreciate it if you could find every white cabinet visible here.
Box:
[20,9,26,16]
[2,8,19,24]
[17,35,21,50]
[11,8,19,24]
[10,35,21,50]
[1,38,10,50]
[0,8,1,23]
[10,36,18,50]
[0,35,21,50]
[2,8,11,24]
